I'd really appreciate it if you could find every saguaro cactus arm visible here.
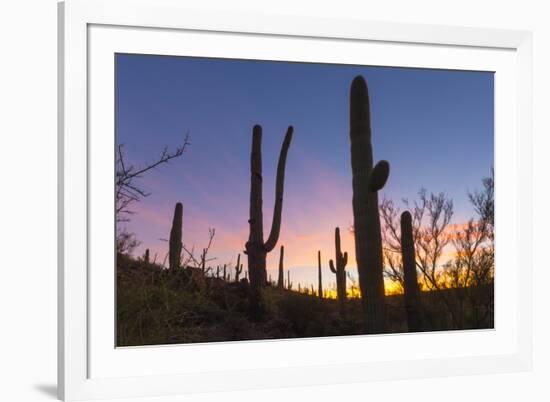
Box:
[329,256,348,273]
[329,259,337,273]
[263,126,294,252]
[369,160,390,192]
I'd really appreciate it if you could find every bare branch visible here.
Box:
[116,133,190,221]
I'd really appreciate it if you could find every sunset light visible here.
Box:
[116,54,494,345]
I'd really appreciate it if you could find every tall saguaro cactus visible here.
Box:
[329,227,348,314]
[400,211,423,331]
[349,76,390,333]
[245,125,293,317]
[317,250,323,299]
[277,245,285,288]
[169,202,183,269]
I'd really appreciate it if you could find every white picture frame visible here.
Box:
[58,0,533,400]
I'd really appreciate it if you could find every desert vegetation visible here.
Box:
[116,75,494,346]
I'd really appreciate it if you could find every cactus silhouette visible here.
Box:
[168,202,183,269]
[200,248,206,273]
[245,124,293,318]
[400,211,423,331]
[234,254,243,281]
[349,76,390,333]
[277,245,285,288]
[329,227,348,314]
[287,270,293,290]
[223,264,227,281]
[216,265,220,279]
[144,249,150,264]
[317,250,323,299]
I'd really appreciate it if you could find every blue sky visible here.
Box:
[116,53,493,289]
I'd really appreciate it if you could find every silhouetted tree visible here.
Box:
[380,189,454,291]
[443,170,494,327]
[116,230,140,255]
[380,189,459,327]
[115,135,189,256]
[116,135,189,222]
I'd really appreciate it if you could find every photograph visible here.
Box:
[115,54,494,347]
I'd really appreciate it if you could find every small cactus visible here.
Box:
[168,202,183,269]
[317,250,323,299]
[234,254,243,281]
[277,245,285,288]
[144,249,150,264]
[216,265,220,279]
[329,227,348,315]
[287,270,293,290]
[223,264,227,281]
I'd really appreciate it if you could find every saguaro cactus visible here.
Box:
[277,245,285,288]
[245,124,293,317]
[349,75,390,333]
[234,254,243,281]
[401,211,423,331]
[168,202,183,269]
[317,250,323,299]
[287,270,293,290]
[144,249,150,264]
[329,227,348,314]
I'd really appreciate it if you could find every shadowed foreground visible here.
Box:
[116,255,493,347]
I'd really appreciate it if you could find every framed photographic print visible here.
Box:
[58,0,533,400]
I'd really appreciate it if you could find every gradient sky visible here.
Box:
[116,53,494,291]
